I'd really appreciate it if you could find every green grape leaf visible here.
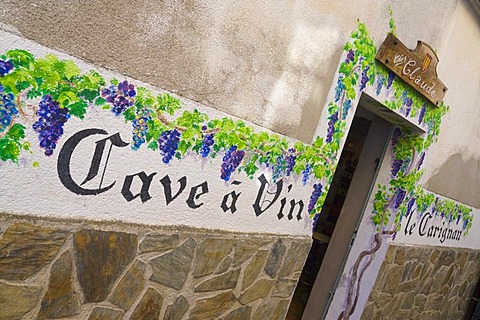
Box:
[68,100,88,119]
[123,107,136,122]
[5,49,35,69]
[0,138,20,162]
[6,124,26,140]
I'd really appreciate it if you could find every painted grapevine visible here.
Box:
[0,49,334,219]
[331,13,473,319]
[0,13,473,235]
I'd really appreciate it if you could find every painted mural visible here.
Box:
[322,12,477,319]
[0,8,478,319]
[0,31,335,236]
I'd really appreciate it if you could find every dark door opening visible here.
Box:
[287,105,392,319]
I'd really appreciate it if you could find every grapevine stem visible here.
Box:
[338,193,395,320]
[16,92,27,117]
[156,111,186,132]
[0,118,15,139]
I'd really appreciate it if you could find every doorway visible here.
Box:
[287,104,392,319]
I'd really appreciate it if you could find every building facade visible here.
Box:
[0,0,479,319]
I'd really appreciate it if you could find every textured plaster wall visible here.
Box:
[422,0,480,208]
[0,0,459,143]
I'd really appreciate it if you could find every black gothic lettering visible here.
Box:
[160,175,187,205]
[186,181,209,209]
[121,171,157,202]
[221,190,242,214]
[252,174,283,217]
[57,128,128,195]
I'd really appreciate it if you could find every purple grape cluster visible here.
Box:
[158,129,181,164]
[418,103,426,124]
[0,60,14,77]
[32,95,70,156]
[342,99,352,120]
[0,85,18,132]
[312,213,320,231]
[285,148,297,176]
[391,127,402,147]
[346,49,355,63]
[101,80,136,116]
[387,71,395,89]
[302,164,311,185]
[262,151,272,168]
[359,66,370,91]
[131,109,151,151]
[272,156,285,182]
[417,152,425,170]
[431,197,439,215]
[200,126,215,158]
[334,76,345,102]
[391,159,403,177]
[326,111,339,143]
[405,197,416,217]
[221,146,245,181]
[393,188,406,209]
[404,97,413,117]
[376,75,384,96]
[400,158,411,173]
[308,183,323,213]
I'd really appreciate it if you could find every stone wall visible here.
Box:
[361,244,480,320]
[0,214,311,319]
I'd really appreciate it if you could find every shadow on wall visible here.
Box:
[426,153,480,208]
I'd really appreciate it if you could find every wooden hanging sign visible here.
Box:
[376,33,447,106]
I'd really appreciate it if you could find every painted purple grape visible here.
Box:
[359,66,370,91]
[220,146,245,181]
[326,111,339,143]
[32,95,70,156]
[391,159,403,177]
[308,183,323,213]
[312,213,320,231]
[0,60,13,77]
[346,49,355,62]
[117,80,136,97]
[404,97,412,117]
[131,109,151,151]
[431,197,439,215]
[101,80,136,116]
[376,75,384,95]
[387,71,395,89]
[200,133,215,158]
[391,127,402,147]
[285,149,296,177]
[342,99,352,120]
[405,197,416,217]
[418,103,426,124]
[393,188,406,209]
[158,129,181,164]
[334,76,345,102]
[0,85,18,132]
[302,164,311,186]
[272,155,284,183]
[417,152,425,170]
[400,158,411,173]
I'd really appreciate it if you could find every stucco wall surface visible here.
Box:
[0,0,459,143]
[422,0,480,208]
